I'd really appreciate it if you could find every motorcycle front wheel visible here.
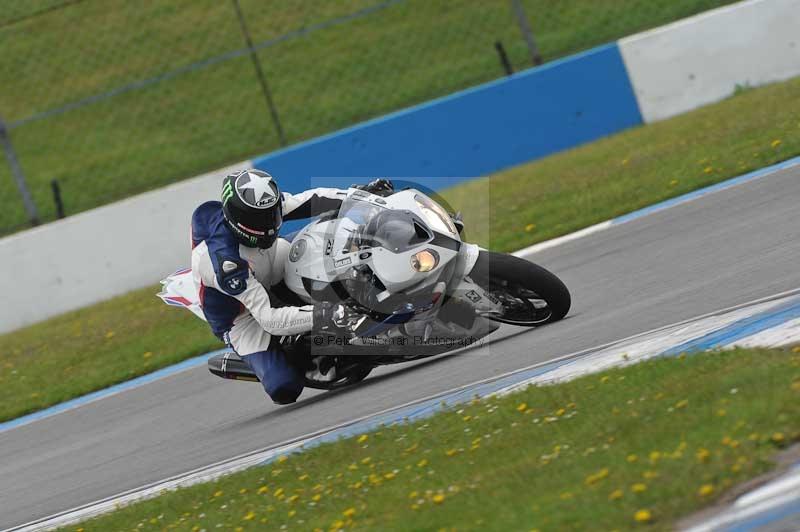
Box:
[470,251,571,326]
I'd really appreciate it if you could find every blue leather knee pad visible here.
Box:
[242,347,304,405]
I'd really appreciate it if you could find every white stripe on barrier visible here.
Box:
[619,0,800,123]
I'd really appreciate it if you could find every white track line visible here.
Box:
[12,160,800,530]
[12,287,800,532]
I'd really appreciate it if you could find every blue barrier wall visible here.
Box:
[253,43,642,193]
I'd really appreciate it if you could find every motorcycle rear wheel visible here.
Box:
[470,251,570,326]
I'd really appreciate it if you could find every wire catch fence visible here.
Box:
[0,0,737,235]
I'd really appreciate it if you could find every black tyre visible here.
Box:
[470,251,570,326]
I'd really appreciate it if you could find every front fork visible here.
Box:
[450,243,504,317]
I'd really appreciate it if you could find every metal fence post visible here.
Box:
[0,117,40,226]
[511,0,543,66]
[231,0,288,147]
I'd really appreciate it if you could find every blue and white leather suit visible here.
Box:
[190,187,346,404]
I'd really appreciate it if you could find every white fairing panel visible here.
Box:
[283,188,464,301]
[158,268,205,321]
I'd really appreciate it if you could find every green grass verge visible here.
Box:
[0,0,735,232]
[64,347,800,530]
[0,285,221,422]
[1,74,798,424]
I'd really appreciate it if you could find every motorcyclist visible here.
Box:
[191,169,393,404]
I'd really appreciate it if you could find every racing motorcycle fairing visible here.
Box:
[280,188,503,350]
[160,185,572,389]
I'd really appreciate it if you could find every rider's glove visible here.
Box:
[311,302,364,335]
[355,178,394,197]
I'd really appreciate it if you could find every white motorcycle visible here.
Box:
[160,187,570,390]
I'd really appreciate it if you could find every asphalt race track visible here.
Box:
[2,167,800,529]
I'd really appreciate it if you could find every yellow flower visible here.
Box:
[585,468,610,485]
[643,470,659,480]
[669,179,679,187]
[357,434,368,444]
[331,519,345,529]
[213,490,223,497]
[600,376,610,383]
[298,474,309,481]
[559,492,573,500]
[105,331,115,339]
[288,510,296,517]
[143,351,153,358]
[696,448,711,463]
[274,487,284,497]
[771,432,786,444]
[704,166,713,174]
[674,399,688,409]
[631,483,647,493]
[717,409,726,417]
[634,509,652,523]
[257,485,269,494]
[525,224,536,232]
[698,484,714,497]
[432,493,446,504]
[517,402,528,412]
[384,472,396,480]
[609,489,624,501]
[417,459,428,468]
[555,408,566,416]
[445,449,458,457]
[626,454,638,463]
[408,490,418,499]
[343,507,356,518]
[648,451,661,463]
[243,511,256,521]
[239,488,247,494]
[361,457,371,464]
[462,415,472,421]
[287,494,299,503]
[277,455,288,463]
[312,494,322,502]
[772,139,782,148]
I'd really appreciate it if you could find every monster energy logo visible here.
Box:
[221,181,234,205]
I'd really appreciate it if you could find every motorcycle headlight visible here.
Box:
[411,249,439,272]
